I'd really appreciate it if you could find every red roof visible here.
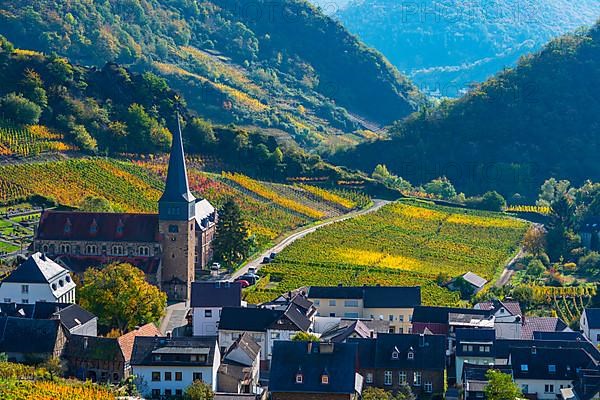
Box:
[36,210,159,243]
[117,323,161,363]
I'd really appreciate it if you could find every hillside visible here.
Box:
[329,0,600,96]
[334,22,600,199]
[0,0,422,149]
[246,199,528,305]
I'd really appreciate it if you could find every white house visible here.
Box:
[191,281,244,337]
[580,308,600,346]
[218,332,261,394]
[131,336,220,398]
[0,252,76,304]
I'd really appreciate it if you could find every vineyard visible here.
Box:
[247,200,529,306]
[0,122,74,157]
[528,284,597,326]
[0,157,367,252]
[505,205,551,215]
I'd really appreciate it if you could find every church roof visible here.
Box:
[2,252,67,284]
[36,211,159,242]
[159,117,195,204]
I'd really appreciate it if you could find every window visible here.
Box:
[392,351,399,359]
[139,246,149,256]
[399,327,404,334]
[329,312,336,317]
[389,314,394,322]
[175,372,182,381]
[468,345,473,352]
[169,225,179,233]
[479,345,485,352]
[597,333,600,342]
[112,245,124,255]
[522,384,529,394]
[3,298,10,303]
[296,373,303,383]
[548,364,556,373]
[21,285,28,294]
[407,351,414,360]
[462,345,468,352]
[151,389,160,398]
[271,332,281,340]
[205,309,213,318]
[484,345,491,352]
[520,364,528,372]
[366,373,373,384]
[414,371,422,386]
[399,315,404,322]
[321,374,329,384]
[399,371,407,384]
[22,299,29,304]
[545,384,554,393]
[313,299,320,306]
[344,299,359,307]
[384,371,392,386]
[344,312,359,318]
[151,372,160,381]
[164,389,172,396]
[193,372,203,381]
[176,390,183,396]
[164,372,172,381]
[328,299,336,306]
[424,381,433,393]
[60,244,71,253]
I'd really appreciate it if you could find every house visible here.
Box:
[33,122,217,301]
[457,272,488,294]
[0,252,76,304]
[319,319,375,343]
[455,329,496,384]
[307,285,421,333]
[475,300,523,339]
[0,316,67,363]
[218,332,261,394]
[131,335,220,398]
[269,341,363,400]
[411,306,492,336]
[191,281,244,336]
[510,346,598,399]
[581,308,600,346]
[351,333,446,397]
[462,363,513,400]
[218,304,312,369]
[0,301,97,336]
[580,217,600,250]
[64,323,160,383]
[313,317,390,340]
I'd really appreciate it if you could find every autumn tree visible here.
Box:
[523,225,546,257]
[213,198,250,268]
[485,370,522,400]
[185,380,214,400]
[291,332,320,342]
[78,263,167,332]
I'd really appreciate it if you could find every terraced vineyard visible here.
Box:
[0,122,74,157]
[0,158,367,251]
[246,200,529,305]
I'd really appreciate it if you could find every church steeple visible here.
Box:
[158,114,196,221]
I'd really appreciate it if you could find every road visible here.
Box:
[229,199,390,280]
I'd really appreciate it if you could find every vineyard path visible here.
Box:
[229,199,391,280]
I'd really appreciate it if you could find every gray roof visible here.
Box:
[0,316,61,354]
[2,252,66,284]
[131,336,217,366]
[223,332,261,366]
[462,272,487,288]
[159,117,195,204]
[308,285,421,308]
[190,281,242,308]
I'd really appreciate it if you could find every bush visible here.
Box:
[0,93,42,125]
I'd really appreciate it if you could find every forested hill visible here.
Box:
[331,0,600,96]
[0,0,422,149]
[333,22,600,199]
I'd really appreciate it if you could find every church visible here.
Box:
[32,121,217,302]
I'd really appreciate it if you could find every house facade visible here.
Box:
[0,317,67,363]
[131,336,220,398]
[0,252,76,304]
[581,308,600,346]
[352,333,446,398]
[33,122,216,301]
[307,285,421,334]
[191,281,243,337]
[218,332,261,394]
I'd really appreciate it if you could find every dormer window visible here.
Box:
[548,365,556,374]
[321,374,329,384]
[295,373,303,384]
[90,219,98,235]
[407,347,414,360]
[64,219,72,234]
[116,219,124,235]
[521,364,528,372]
[392,351,399,359]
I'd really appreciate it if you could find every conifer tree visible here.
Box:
[213,198,250,268]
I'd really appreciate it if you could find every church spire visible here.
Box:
[158,113,196,221]
[160,114,195,204]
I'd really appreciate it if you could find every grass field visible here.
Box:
[245,199,529,305]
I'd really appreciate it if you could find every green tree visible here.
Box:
[480,191,506,211]
[185,117,216,150]
[537,178,571,207]
[423,177,457,200]
[125,104,171,152]
[185,380,214,400]
[70,124,97,152]
[511,286,534,309]
[78,263,167,332]
[579,252,600,277]
[0,93,42,125]
[291,332,320,342]
[485,369,522,400]
[362,386,415,400]
[526,259,545,278]
[40,357,65,380]
[79,196,113,212]
[19,69,48,109]
[213,198,250,268]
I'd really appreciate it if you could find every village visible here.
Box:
[1,124,600,400]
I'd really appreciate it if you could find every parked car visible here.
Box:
[210,262,221,271]
[248,267,257,275]
[262,257,271,264]
[239,274,259,285]
[234,279,250,288]
[270,252,277,260]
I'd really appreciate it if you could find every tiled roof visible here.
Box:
[223,332,261,366]
[307,285,421,308]
[584,308,600,329]
[190,281,242,308]
[521,316,568,339]
[270,341,359,394]
[117,323,161,363]
[475,300,522,316]
[2,252,67,284]
[36,210,159,242]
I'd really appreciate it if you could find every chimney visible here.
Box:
[370,330,374,338]
[166,331,172,339]
[419,333,425,347]
[338,283,343,287]
[320,342,334,354]
[307,342,313,354]
[83,337,88,350]
[531,346,537,355]
[40,253,47,261]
